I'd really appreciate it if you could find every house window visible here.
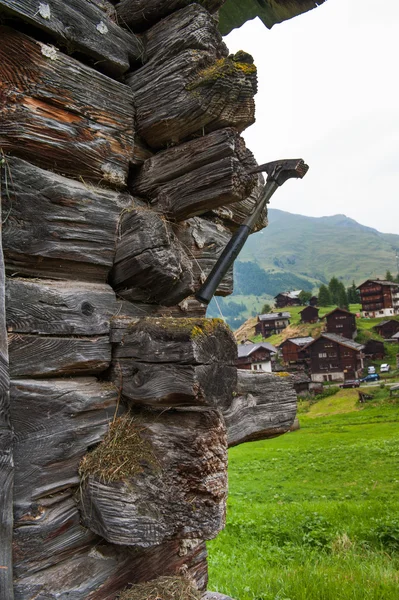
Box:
[318,352,327,358]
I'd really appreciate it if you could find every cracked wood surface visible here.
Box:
[0,28,135,186]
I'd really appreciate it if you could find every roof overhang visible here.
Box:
[218,0,326,35]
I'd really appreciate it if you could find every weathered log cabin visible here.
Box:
[357,279,399,318]
[255,311,291,338]
[279,336,313,366]
[0,1,323,598]
[304,334,364,383]
[322,307,357,339]
[299,305,319,323]
[373,319,399,339]
[363,339,385,361]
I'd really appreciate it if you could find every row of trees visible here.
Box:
[318,277,359,308]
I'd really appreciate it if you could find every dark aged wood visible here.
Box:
[223,371,297,447]
[0,192,13,598]
[6,279,117,336]
[14,538,208,599]
[0,28,135,186]
[110,204,195,305]
[143,4,227,64]
[117,297,207,319]
[80,408,227,547]
[1,158,131,282]
[210,173,268,232]
[173,218,233,296]
[131,128,257,220]
[9,334,111,378]
[0,0,143,77]
[116,0,225,31]
[111,316,237,409]
[127,51,257,149]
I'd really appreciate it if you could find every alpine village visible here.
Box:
[0,1,398,600]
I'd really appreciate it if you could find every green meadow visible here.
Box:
[207,391,399,600]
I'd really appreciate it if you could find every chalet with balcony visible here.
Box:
[236,342,277,372]
[274,290,302,308]
[357,279,399,318]
[304,333,364,382]
[363,339,385,360]
[373,319,399,339]
[322,307,357,339]
[299,305,319,324]
[255,312,290,338]
[279,337,314,366]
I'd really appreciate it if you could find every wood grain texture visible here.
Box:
[173,217,233,296]
[110,204,195,305]
[80,408,227,547]
[116,298,207,319]
[0,184,13,599]
[1,158,131,281]
[9,334,111,378]
[142,4,227,64]
[14,538,208,599]
[0,28,135,186]
[127,51,256,149]
[6,279,117,336]
[223,371,297,447]
[0,0,143,77]
[116,0,224,31]
[131,127,257,220]
[211,173,268,232]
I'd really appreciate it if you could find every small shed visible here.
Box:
[299,305,319,323]
[374,320,399,339]
[363,339,385,360]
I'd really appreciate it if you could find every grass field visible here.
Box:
[207,393,399,600]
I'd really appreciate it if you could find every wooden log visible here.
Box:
[0,194,13,598]
[131,128,257,220]
[11,378,118,510]
[6,279,117,336]
[211,173,268,232]
[223,371,297,447]
[126,51,257,149]
[110,204,195,305]
[173,217,233,296]
[14,538,208,599]
[79,408,227,547]
[1,157,131,281]
[143,4,227,64]
[116,0,225,31]
[0,0,143,77]
[111,316,237,408]
[9,334,111,378]
[0,28,135,186]
[116,297,207,319]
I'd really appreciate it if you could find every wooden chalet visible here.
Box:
[279,337,314,365]
[322,307,357,339]
[357,279,399,318]
[363,339,385,360]
[309,295,318,306]
[275,290,302,308]
[299,305,319,323]
[0,0,324,598]
[255,311,291,338]
[373,319,399,339]
[236,342,277,372]
[304,333,364,382]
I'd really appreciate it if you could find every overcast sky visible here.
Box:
[224,0,399,234]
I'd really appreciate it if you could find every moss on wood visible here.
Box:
[117,576,201,600]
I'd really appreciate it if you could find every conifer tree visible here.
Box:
[318,284,331,306]
[328,276,341,305]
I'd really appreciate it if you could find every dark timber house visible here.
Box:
[357,279,399,318]
[373,319,399,339]
[323,307,357,339]
[236,342,277,372]
[255,312,291,338]
[299,305,319,323]
[0,0,324,598]
[275,290,302,308]
[304,333,364,383]
[279,337,314,366]
[363,339,385,360]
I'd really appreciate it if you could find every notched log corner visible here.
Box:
[0,27,135,186]
[110,316,237,408]
[127,49,257,149]
[223,371,297,447]
[79,408,228,547]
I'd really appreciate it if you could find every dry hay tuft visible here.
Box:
[117,576,201,600]
[79,414,158,484]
